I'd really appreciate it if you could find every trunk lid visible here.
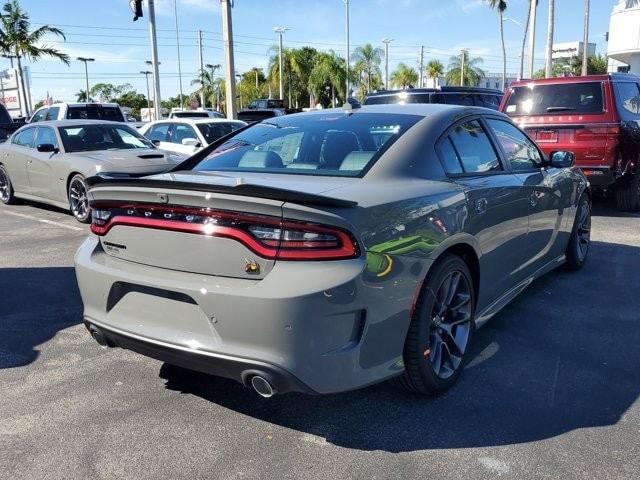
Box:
[87,171,357,279]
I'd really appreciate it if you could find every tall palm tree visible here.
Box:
[0,0,69,115]
[446,52,485,86]
[390,63,418,89]
[309,51,346,107]
[191,64,222,108]
[350,43,383,95]
[486,0,507,90]
[425,60,444,88]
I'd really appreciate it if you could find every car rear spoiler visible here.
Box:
[85,174,358,208]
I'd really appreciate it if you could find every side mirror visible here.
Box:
[549,150,575,168]
[151,139,161,146]
[36,143,58,153]
[181,137,201,147]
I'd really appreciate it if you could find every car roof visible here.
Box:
[508,73,640,88]
[41,102,121,108]
[296,103,498,118]
[22,119,128,127]
[146,118,245,125]
[366,86,504,97]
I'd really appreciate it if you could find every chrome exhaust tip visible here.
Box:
[251,375,276,398]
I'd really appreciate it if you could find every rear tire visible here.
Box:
[0,165,16,205]
[615,174,640,212]
[68,174,91,223]
[396,254,475,395]
[565,193,591,271]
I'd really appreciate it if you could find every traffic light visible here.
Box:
[130,0,143,21]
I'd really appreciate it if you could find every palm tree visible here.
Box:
[486,0,507,90]
[350,43,383,95]
[309,51,346,107]
[76,90,90,102]
[390,63,418,89]
[0,0,69,115]
[191,64,222,109]
[425,60,444,88]
[446,51,486,86]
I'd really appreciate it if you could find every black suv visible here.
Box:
[364,86,503,110]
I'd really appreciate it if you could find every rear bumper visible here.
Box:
[75,236,417,394]
[577,166,615,187]
[84,320,316,394]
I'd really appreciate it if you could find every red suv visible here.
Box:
[500,74,640,210]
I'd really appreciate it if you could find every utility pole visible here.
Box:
[545,0,554,78]
[460,50,466,86]
[419,45,424,87]
[140,70,152,117]
[581,0,590,76]
[198,30,205,108]
[77,57,94,102]
[174,0,184,109]
[527,0,537,79]
[147,0,162,120]
[382,38,393,89]
[221,0,237,119]
[344,0,350,102]
[274,27,289,101]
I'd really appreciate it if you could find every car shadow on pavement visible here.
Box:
[0,267,82,369]
[160,239,640,452]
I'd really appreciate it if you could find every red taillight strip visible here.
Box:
[90,202,359,261]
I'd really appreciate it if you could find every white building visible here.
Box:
[607,0,640,74]
[436,73,518,91]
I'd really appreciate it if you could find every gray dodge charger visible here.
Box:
[75,104,591,397]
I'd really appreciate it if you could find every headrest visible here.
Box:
[340,151,375,171]
[238,150,283,168]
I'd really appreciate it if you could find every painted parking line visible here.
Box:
[2,210,86,232]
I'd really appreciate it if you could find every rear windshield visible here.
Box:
[172,111,209,118]
[364,93,431,105]
[67,105,125,122]
[504,82,604,115]
[196,122,244,144]
[193,112,421,177]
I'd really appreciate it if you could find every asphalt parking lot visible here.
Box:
[1,199,639,480]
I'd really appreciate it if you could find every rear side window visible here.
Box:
[13,127,36,147]
[34,127,58,148]
[67,106,124,122]
[614,82,640,116]
[146,123,170,142]
[440,120,501,174]
[487,119,542,171]
[504,82,604,115]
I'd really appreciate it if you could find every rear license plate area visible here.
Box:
[535,129,558,143]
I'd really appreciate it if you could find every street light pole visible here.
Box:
[581,0,590,76]
[145,60,161,119]
[221,0,237,119]
[419,45,424,87]
[382,38,393,89]
[140,70,152,117]
[198,30,205,108]
[344,0,350,103]
[460,49,466,86]
[77,57,94,102]
[174,0,184,109]
[147,0,162,120]
[274,27,289,101]
[526,0,537,79]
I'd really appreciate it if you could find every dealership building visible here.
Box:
[608,0,640,74]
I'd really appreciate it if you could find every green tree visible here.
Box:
[75,89,91,102]
[570,54,608,76]
[191,64,223,109]
[446,51,486,86]
[116,91,147,119]
[351,43,383,95]
[486,0,507,90]
[89,83,132,103]
[309,51,347,107]
[0,0,69,114]
[425,59,444,86]
[162,94,191,111]
[267,46,319,108]
[390,63,418,89]
[236,68,268,109]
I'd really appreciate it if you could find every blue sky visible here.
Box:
[14,0,617,103]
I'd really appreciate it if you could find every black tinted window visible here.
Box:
[0,104,11,123]
[475,94,501,110]
[505,82,604,115]
[433,93,474,106]
[448,120,501,173]
[196,122,244,144]
[438,137,463,174]
[364,93,431,105]
[67,106,124,121]
[614,82,640,116]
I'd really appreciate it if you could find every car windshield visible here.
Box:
[59,124,154,153]
[193,112,421,177]
[504,82,604,115]
[196,122,245,145]
[67,105,124,122]
[173,112,209,118]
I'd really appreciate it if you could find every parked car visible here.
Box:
[76,104,591,397]
[237,109,286,122]
[500,73,640,210]
[364,86,504,110]
[167,109,224,119]
[28,103,126,123]
[247,98,285,110]
[139,118,246,157]
[0,103,24,143]
[0,120,177,222]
